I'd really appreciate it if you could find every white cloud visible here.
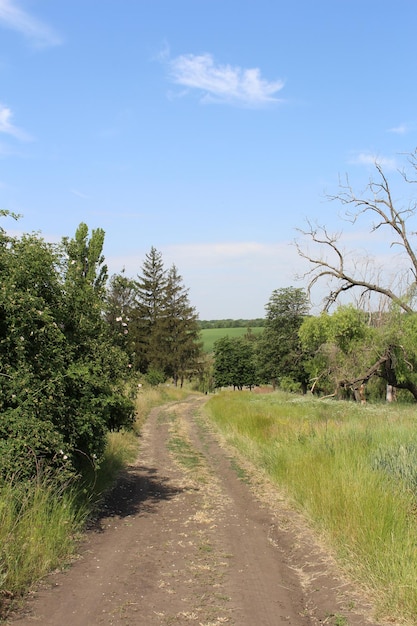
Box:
[388,123,408,135]
[350,152,397,171]
[0,104,31,141]
[0,0,61,47]
[168,52,284,107]
[105,241,310,319]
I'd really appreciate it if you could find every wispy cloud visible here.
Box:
[70,189,90,200]
[105,240,308,318]
[167,52,284,107]
[388,123,409,135]
[0,0,61,47]
[0,103,31,141]
[349,151,397,171]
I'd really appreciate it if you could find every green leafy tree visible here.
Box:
[59,224,135,463]
[257,287,310,391]
[299,306,376,398]
[0,228,71,478]
[105,271,136,357]
[213,336,257,390]
[0,220,135,479]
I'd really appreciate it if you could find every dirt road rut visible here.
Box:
[11,396,381,626]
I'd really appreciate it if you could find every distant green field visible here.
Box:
[200,327,263,353]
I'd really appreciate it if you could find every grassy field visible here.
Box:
[200,326,263,353]
[206,390,417,625]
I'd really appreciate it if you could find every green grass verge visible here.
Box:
[0,384,194,619]
[0,476,88,616]
[206,390,417,624]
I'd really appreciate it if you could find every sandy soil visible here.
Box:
[8,396,384,626]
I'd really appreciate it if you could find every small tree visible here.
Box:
[213,336,257,390]
[257,287,310,391]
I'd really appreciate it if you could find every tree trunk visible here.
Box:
[386,384,395,403]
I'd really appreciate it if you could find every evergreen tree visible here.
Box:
[159,264,202,386]
[130,249,202,383]
[132,246,168,372]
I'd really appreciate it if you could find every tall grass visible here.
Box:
[0,384,195,618]
[207,391,417,624]
[0,476,87,610]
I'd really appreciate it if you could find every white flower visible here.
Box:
[115,316,122,322]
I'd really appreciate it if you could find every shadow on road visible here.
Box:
[89,464,183,530]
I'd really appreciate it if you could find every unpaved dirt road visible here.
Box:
[10,396,382,626]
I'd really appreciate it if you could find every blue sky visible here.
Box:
[1,0,416,318]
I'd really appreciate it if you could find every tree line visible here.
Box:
[105,246,202,387]
[199,318,265,329]
[213,150,417,403]
[4,148,417,481]
[213,285,417,402]
[0,219,203,482]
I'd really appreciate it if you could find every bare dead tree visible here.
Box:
[295,156,417,314]
[295,152,417,401]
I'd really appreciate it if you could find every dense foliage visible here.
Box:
[0,218,205,482]
[213,335,257,390]
[0,217,135,480]
[256,287,310,391]
[209,286,417,403]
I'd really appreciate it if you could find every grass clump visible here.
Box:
[206,391,417,624]
[0,475,87,615]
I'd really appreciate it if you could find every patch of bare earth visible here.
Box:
[8,396,384,626]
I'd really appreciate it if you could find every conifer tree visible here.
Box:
[131,250,202,382]
[159,264,202,386]
[132,247,167,372]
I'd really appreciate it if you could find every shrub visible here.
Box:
[145,368,166,386]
